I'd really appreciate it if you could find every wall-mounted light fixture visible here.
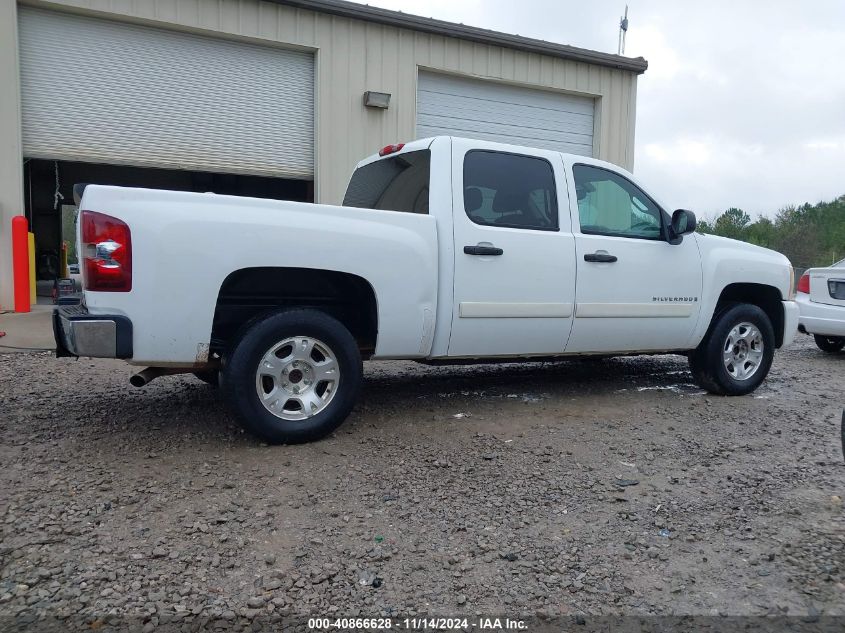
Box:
[363,91,391,109]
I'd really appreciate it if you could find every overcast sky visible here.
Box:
[353,0,845,219]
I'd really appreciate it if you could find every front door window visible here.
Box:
[573,164,662,239]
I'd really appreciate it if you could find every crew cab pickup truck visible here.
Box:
[55,136,799,443]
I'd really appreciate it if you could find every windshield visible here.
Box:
[343,150,430,214]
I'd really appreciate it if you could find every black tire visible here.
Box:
[689,303,775,396]
[222,309,362,444]
[814,335,845,353]
[193,370,219,387]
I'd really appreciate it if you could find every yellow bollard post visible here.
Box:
[28,232,36,306]
[61,241,68,279]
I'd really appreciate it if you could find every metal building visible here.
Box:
[0,0,647,309]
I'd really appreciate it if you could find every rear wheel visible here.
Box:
[689,303,775,396]
[814,335,845,353]
[222,309,362,444]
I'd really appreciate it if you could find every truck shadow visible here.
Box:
[16,353,699,450]
[360,354,697,403]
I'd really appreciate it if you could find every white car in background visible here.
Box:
[797,258,845,352]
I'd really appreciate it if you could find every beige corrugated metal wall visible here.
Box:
[20,0,638,205]
[0,0,639,308]
[0,1,23,311]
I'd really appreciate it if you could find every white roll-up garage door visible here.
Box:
[18,7,314,179]
[417,72,594,156]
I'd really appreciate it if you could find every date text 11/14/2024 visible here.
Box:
[307,617,528,630]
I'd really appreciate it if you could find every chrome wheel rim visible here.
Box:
[255,336,340,420]
[723,322,764,381]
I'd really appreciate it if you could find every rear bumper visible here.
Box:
[53,305,133,359]
[796,293,845,337]
[782,300,799,347]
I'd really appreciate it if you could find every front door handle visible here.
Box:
[584,252,617,263]
[464,245,503,256]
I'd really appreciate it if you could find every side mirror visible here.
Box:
[670,209,697,241]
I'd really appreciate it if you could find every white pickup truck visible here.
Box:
[55,136,799,443]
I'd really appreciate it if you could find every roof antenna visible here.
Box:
[618,5,629,55]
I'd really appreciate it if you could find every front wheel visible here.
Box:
[689,303,775,396]
[814,335,845,353]
[222,309,362,444]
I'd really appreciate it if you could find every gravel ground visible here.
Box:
[1,335,843,629]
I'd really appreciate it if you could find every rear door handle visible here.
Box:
[584,252,617,263]
[464,245,503,256]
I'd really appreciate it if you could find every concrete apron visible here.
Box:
[0,305,56,353]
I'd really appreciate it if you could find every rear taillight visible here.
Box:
[796,273,810,294]
[81,210,132,292]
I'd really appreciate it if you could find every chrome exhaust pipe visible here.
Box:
[129,367,188,387]
[130,367,168,387]
[130,365,218,387]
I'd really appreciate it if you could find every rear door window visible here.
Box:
[463,151,558,231]
[343,150,430,214]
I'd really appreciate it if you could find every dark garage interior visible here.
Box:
[23,158,313,287]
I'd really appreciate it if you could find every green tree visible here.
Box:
[696,196,845,268]
[695,218,714,234]
[746,216,776,249]
[712,207,751,241]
